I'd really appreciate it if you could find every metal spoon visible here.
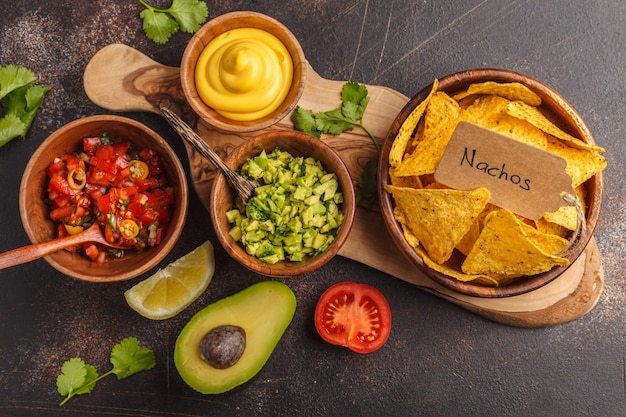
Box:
[159,106,258,204]
[0,223,123,270]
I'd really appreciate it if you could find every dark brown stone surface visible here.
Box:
[0,1,624,416]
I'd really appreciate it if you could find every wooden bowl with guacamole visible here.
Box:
[210,130,356,277]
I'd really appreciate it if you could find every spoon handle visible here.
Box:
[160,107,239,184]
[0,227,98,270]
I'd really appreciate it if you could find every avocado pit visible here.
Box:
[200,324,246,369]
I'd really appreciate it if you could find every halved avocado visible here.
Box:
[174,280,296,394]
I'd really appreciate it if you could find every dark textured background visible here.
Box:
[0,1,624,416]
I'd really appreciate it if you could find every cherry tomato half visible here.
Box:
[314,282,392,354]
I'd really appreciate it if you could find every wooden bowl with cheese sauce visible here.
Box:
[180,11,307,133]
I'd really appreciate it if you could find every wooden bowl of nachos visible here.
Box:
[378,68,605,297]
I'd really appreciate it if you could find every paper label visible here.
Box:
[434,121,574,220]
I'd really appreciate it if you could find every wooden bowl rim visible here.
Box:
[180,11,307,133]
[19,115,189,282]
[209,129,356,277]
[378,68,604,298]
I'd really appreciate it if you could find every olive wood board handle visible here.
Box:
[83,44,604,328]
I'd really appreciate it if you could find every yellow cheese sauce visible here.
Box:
[195,27,294,121]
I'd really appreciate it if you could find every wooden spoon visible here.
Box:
[0,223,122,270]
[160,106,258,204]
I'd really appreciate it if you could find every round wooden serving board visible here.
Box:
[83,44,604,327]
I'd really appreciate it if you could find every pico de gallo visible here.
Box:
[46,131,175,264]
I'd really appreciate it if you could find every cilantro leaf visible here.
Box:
[291,106,321,138]
[3,84,48,135]
[340,81,369,122]
[315,108,355,135]
[0,64,47,148]
[0,114,26,147]
[138,0,208,44]
[74,364,99,396]
[140,8,179,45]
[168,0,209,33]
[57,337,155,406]
[0,64,36,99]
[56,358,88,398]
[291,81,380,205]
[57,358,98,406]
[110,336,156,379]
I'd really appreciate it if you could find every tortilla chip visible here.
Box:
[389,166,423,188]
[505,100,605,152]
[389,80,439,167]
[415,245,500,285]
[456,219,481,256]
[462,209,570,279]
[401,223,420,249]
[535,218,570,238]
[386,185,491,264]
[520,222,570,254]
[394,92,463,177]
[462,95,549,149]
[545,136,607,187]
[453,81,542,106]
[542,205,578,231]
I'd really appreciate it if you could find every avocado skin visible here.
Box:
[174,280,297,394]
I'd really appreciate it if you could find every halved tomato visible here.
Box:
[314,282,392,354]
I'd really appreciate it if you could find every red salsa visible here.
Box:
[46,132,175,264]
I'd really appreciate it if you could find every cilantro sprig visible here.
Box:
[292,82,379,205]
[0,64,47,148]
[56,337,156,406]
[139,0,209,44]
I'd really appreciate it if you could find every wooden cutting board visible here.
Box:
[83,44,604,328]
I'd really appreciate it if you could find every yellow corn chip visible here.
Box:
[462,95,549,149]
[545,136,607,187]
[394,92,463,177]
[542,205,578,231]
[462,209,570,279]
[535,217,570,238]
[415,245,500,285]
[535,218,569,238]
[520,222,570,254]
[452,81,542,106]
[386,185,491,264]
[456,219,481,256]
[389,166,423,188]
[505,100,605,152]
[389,79,439,167]
[401,223,420,249]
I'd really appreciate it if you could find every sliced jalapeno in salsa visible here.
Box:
[129,160,150,181]
[119,219,140,240]
[67,167,87,190]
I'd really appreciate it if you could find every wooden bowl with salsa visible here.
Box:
[180,11,307,133]
[19,115,188,282]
